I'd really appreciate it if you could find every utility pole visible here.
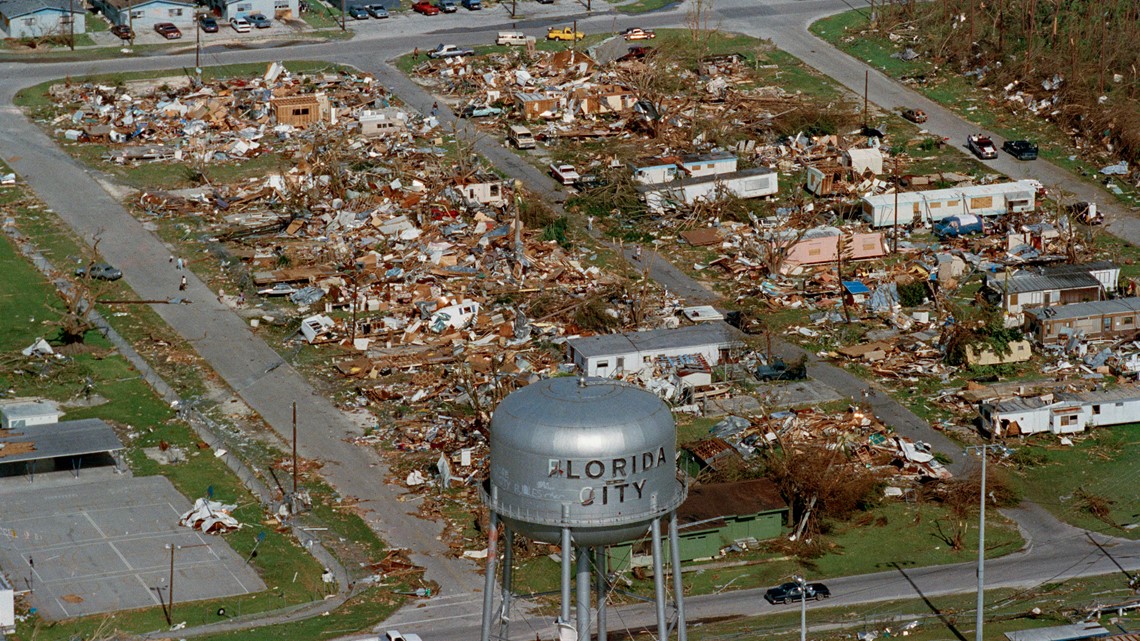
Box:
[167,543,176,626]
[340,0,346,30]
[291,401,298,497]
[893,156,899,252]
[965,445,990,641]
[793,574,807,641]
[127,0,134,45]
[572,19,577,51]
[863,70,869,128]
[68,0,74,50]
[195,9,201,70]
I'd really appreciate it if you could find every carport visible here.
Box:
[0,418,124,480]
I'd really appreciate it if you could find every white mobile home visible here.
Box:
[94,0,195,29]
[567,323,745,378]
[863,180,1038,228]
[980,385,1140,437]
[631,152,738,185]
[637,168,778,213]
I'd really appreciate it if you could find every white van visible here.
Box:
[507,125,536,149]
[496,31,528,46]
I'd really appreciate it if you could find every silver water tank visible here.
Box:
[485,377,685,546]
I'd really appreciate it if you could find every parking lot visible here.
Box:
[0,475,264,620]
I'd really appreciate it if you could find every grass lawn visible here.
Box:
[615,0,676,14]
[809,10,1140,211]
[1013,424,1140,538]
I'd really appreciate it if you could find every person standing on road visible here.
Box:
[633,245,642,261]
[179,275,187,291]
[176,256,184,270]
[430,101,438,118]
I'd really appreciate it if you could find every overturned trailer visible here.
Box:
[637,168,778,213]
[862,180,1038,228]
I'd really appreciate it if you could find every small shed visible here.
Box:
[1,400,61,429]
[842,147,884,176]
[681,437,742,475]
[271,93,330,128]
[514,91,563,120]
[842,280,871,304]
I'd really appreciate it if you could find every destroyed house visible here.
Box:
[569,84,636,115]
[567,323,745,378]
[637,167,777,214]
[986,262,1118,315]
[271,93,329,128]
[514,91,564,120]
[0,0,85,38]
[453,175,504,207]
[608,478,787,566]
[980,385,1140,437]
[1025,297,1140,343]
[779,228,888,275]
[631,152,738,185]
[862,180,1038,228]
[93,0,194,29]
[359,108,408,138]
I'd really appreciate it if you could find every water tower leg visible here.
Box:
[501,526,514,638]
[650,517,668,640]
[480,512,500,641]
[576,545,590,641]
[595,547,607,641]
[560,526,573,625]
[669,515,687,641]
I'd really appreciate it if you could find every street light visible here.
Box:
[792,574,807,641]
[964,444,999,641]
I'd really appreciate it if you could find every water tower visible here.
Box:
[480,377,688,641]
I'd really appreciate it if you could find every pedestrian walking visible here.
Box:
[169,255,174,264]
[176,257,184,270]
[179,275,187,291]
[633,245,642,261]
[430,101,438,118]
[587,215,594,231]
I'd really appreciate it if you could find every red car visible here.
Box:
[154,22,182,39]
[412,1,440,14]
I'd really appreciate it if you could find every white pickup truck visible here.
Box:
[548,163,580,185]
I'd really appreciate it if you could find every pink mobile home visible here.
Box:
[779,228,888,275]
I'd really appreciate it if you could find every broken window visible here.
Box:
[1093,405,1101,415]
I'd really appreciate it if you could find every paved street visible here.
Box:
[0,0,1138,637]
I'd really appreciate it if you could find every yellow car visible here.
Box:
[546,27,585,41]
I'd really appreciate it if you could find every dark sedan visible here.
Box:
[198,15,219,32]
[110,24,134,40]
[764,581,831,605]
[75,262,123,281]
[1002,139,1039,160]
[154,22,182,39]
[347,5,369,18]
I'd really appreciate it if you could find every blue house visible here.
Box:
[204,0,297,21]
[92,0,194,29]
[0,0,85,39]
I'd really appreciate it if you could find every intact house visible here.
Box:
[271,93,329,128]
[566,323,745,378]
[637,167,778,214]
[1025,297,1140,343]
[0,0,85,39]
[94,0,194,29]
[980,385,1140,438]
[631,151,738,185]
[204,0,298,20]
[985,261,1119,316]
[862,180,1038,228]
[776,227,888,275]
[608,478,788,568]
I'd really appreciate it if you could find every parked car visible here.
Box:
[933,213,985,238]
[901,108,927,123]
[754,358,807,382]
[366,4,389,17]
[966,134,998,159]
[110,24,134,40]
[434,0,458,11]
[198,14,219,32]
[496,31,527,45]
[1002,139,1038,160]
[549,163,580,185]
[764,582,831,605]
[412,1,440,14]
[230,16,251,32]
[347,5,369,18]
[507,124,536,149]
[247,12,271,27]
[461,0,482,9]
[428,43,475,58]
[536,0,553,4]
[461,104,503,118]
[383,631,424,641]
[546,26,584,41]
[575,174,607,189]
[621,27,655,40]
[75,262,123,281]
[154,22,182,39]
[258,283,298,296]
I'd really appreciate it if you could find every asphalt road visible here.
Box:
[1,0,1137,638]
